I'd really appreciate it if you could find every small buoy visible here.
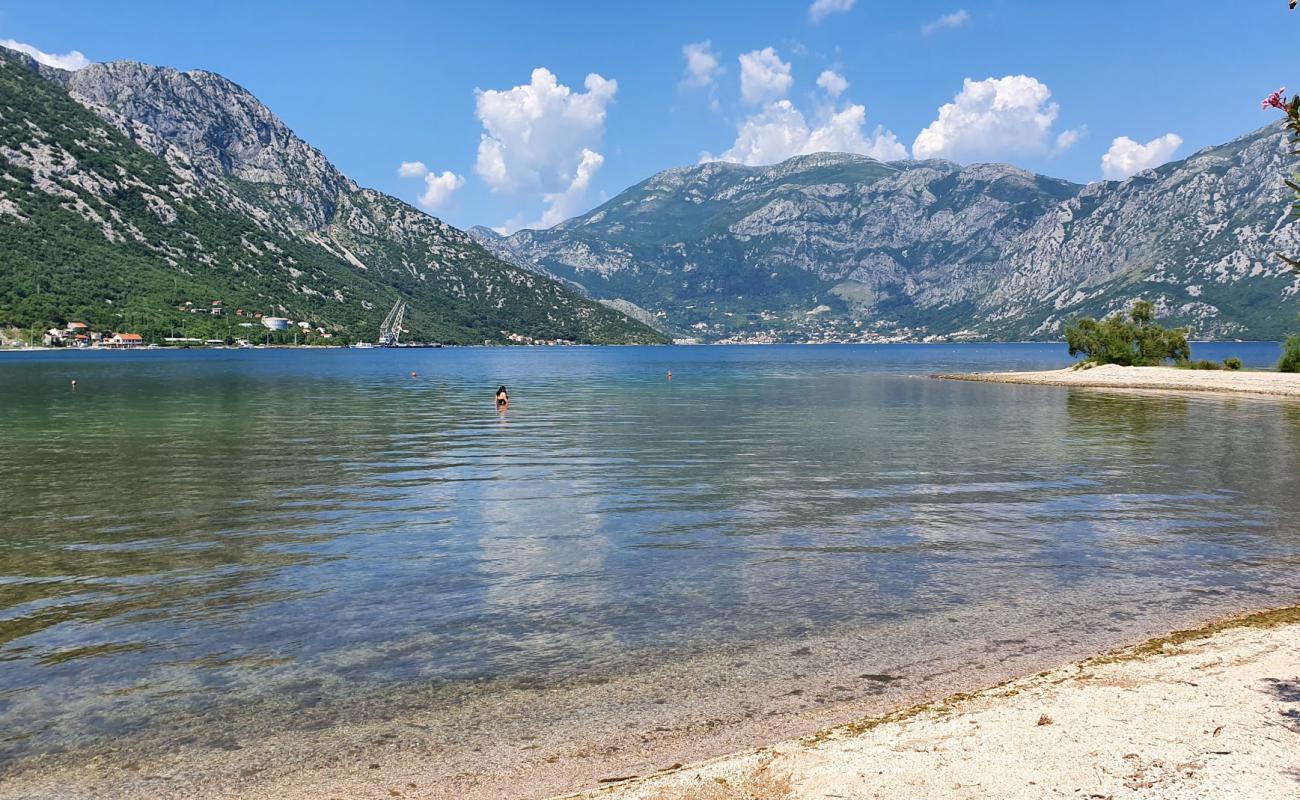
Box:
[70,379,77,387]
[410,371,417,378]
[666,370,672,380]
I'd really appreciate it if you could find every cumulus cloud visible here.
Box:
[1054,128,1083,154]
[681,40,723,89]
[708,100,907,166]
[0,38,90,70]
[397,160,428,178]
[537,148,604,228]
[1100,133,1182,180]
[921,10,971,35]
[816,69,849,99]
[739,47,793,105]
[416,171,465,211]
[395,161,464,212]
[808,0,856,24]
[912,75,1065,162]
[473,67,616,229]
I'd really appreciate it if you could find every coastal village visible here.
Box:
[1,295,592,349]
[0,298,339,349]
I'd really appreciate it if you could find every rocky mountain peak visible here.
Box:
[481,125,1300,342]
[59,59,354,230]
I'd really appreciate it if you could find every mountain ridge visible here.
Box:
[475,124,1300,342]
[0,47,666,345]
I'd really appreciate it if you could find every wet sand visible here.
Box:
[566,607,1300,800]
[936,364,1300,398]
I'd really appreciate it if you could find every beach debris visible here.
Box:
[858,673,903,683]
[1037,714,1053,726]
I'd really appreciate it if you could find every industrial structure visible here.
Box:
[378,300,406,347]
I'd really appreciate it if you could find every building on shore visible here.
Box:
[261,317,291,331]
[100,333,143,348]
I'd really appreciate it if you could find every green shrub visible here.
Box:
[1180,359,1222,370]
[1280,335,1300,373]
[1065,300,1191,367]
[1222,357,1242,371]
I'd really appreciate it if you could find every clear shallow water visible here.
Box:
[1,343,1298,776]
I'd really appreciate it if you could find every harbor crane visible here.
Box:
[378,300,406,347]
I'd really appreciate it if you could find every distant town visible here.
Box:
[0,299,337,350]
[0,297,594,350]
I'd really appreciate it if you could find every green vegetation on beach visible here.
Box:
[1064,301,1190,367]
[1279,335,1300,372]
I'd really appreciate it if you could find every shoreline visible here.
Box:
[561,606,1300,800]
[3,603,1297,799]
[935,363,1300,398]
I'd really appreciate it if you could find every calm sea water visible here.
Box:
[1,343,1298,777]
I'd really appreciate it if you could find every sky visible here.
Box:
[1,1,1295,232]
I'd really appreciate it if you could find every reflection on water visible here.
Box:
[0,343,1298,772]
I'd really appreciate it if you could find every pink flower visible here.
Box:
[1262,87,1288,111]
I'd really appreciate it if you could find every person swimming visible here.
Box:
[495,385,509,409]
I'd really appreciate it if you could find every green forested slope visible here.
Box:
[0,50,665,345]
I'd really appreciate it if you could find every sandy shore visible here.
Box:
[935,363,1300,398]
[561,607,1300,800]
[2,609,1296,799]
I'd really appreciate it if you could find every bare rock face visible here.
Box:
[475,134,1300,342]
[61,61,354,231]
[986,126,1300,340]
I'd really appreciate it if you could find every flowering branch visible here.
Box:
[1263,86,1300,271]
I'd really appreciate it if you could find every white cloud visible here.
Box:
[912,75,1063,162]
[397,160,428,178]
[1100,133,1182,180]
[473,67,616,229]
[708,99,907,166]
[682,40,723,89]
[739,47,793,105]
[537,148,604,228]
[0,39,90,70]
[921,10,971,35]
[396,161,464,212]
[816,69,849,99]
[416,171,465,211]
[1054,128,1083,154]
[808,0,856,24]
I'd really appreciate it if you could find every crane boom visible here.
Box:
[378,300,406,346]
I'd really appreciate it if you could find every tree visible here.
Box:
[1280,335,1300,372]
[1065,300,1191,367]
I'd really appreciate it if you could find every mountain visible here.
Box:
[0,48,666,345]
[475,132,1300,342]
[981,126,1300,340]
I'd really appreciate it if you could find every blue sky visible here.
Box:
[2,1,1294,231]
